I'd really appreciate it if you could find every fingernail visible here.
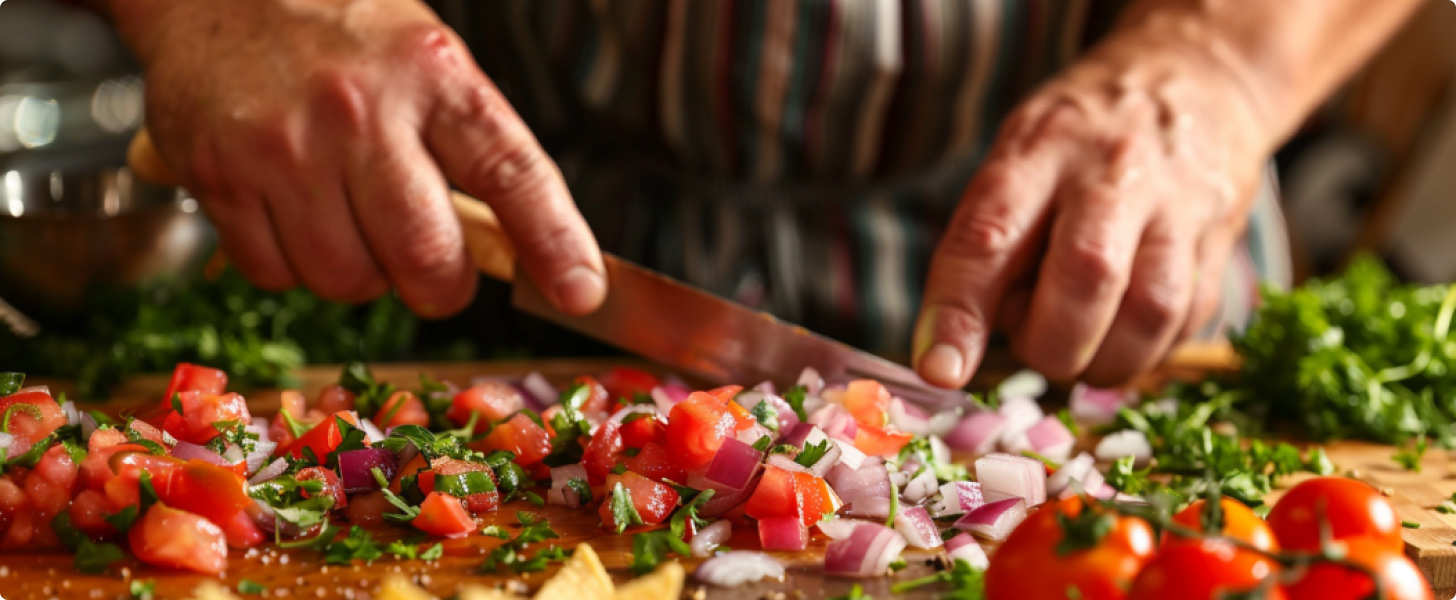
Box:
[918,343,965,387]
[553,266,607,315]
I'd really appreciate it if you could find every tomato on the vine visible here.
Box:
[1282,536,1433,600]
[1267,477,1402,553]
[985,496,1156,600]
[1127,539,1287,600]
[1164,498,1279,552]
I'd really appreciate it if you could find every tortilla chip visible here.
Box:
[534,544,615,600]
[377,575,440,600]
[613,561,685,600]
[187,581,241,600]
[458,585,529,600]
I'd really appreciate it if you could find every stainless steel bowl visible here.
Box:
[0,166,216,324]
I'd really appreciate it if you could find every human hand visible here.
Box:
[914,29,1273,388]
[109,0,605,317]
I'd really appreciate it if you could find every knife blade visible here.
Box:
[453,194,971,411]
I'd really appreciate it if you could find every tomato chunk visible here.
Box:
[446,383,525,433]
[0,390,66,445]
[744,466,837,527]
[296,466,348,510]
[315,384,356,414]
[841,380,891,428]
[374,391,429,429]
[104,452,182,508]
[599,471,679,530]
[130,504,227,574]
[601,367,661,411]
[24,445,78,521]
[619,414,664,449]
[220,508,266,549]
[285,412,356,460]
[665,391,739,469]
[572,376,612,415]
[161,363,228,410]
[472,413,552,466]
[581,420,624,485]
[157,460,252,527]
[417,457,500,514]
[853,425,913,457]
[162,391,251,445]
[411,492,475,538]
[625,442,685,484]
[69,489,119,538]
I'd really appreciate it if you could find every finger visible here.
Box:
[1011,182,1148,382]
[425,77,606,316]
[262,178,389,304]
[995,275,1035,335]
[194,136,299,291]
[912,152,1061,388]
[1080,216,1196,387]
[343,122,477,317]
[1182,228,1240,341]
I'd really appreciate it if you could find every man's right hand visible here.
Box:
[108,0,606,317]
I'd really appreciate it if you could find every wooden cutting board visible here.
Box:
[4,350,1454,599]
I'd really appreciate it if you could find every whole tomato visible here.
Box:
[1268,477,1402,553]
[985,497,1156,600]
[1164,497,1279,552]
[1282,536,1433,600]
[1128,538,1287,600]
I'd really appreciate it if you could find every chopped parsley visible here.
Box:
[481,525,510,539]
[608,482,646,533]
[796,439,832,468]
[371,467,421,522]
[750,401,779,432]
[566,478,593,504]
[782,385,810,422]
[480,512,565,574]
[237,579,267,595]
[752,435,773,452]
[1393,439,1427,472]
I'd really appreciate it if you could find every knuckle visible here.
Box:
[391,219,463,279]
[395,23,467,74]
[1123,278,1184,337]
[1053,236,1123,296]
[928,302,990,346]
[307,70,370,134]
[943,201,1020,258]
[465,139,556,199]
[249,122,306,169]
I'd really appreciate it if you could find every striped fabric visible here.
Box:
[429,0,1288,358]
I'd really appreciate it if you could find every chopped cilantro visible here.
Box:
[1393,439,1427,472]
[479,512,564,574]
[129,579,157,600]
[828,584,873,600]
[750,401,779,432]
[103,505,139,533]
[566,478,593,504]
[0,372,23,396]
[796,439,831,468]
[481,525,510,539]
[237,579,267,595]
[889,558,985,599]
[782,385,810,422]
[609,482,645,533]
[421,543,444,560]
[630,529,690,575]
[752,435,773,452]
[321,526,384,565]
[525,490,545,507]
[372,467,421,522]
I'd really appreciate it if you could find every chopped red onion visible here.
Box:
[695,551,786,587]
[826,458,890,508]
[928,435,951,465]
[995,396,1044,449]
[832,439,866,471]
[929,481,985,517]
[943,533,989,569]
[338,447,398,493]
[1094,430,1152,467]
[781,423,829,449]
[705,438,765,490]
[244,441,277,475]
[810,404,858,442]
[1069,384,1137,427]
[824,522,906,578]
[1114,492,1148,505]
[359,418,386,444]
[222,444,246,465]
[816,518,876,540]
[893,506,941,549]
[842,496,892,519]
[796,367,824,395]
[886,398,959,437]
[734,423,772,446]
[996,370,1047,399]
[944,411,1007,453]
[246,417,272,445]
[691,520,732,557]
[732,390,765,411]
[79,412,99,440]
[248,457,290,484]
[521,371,557,409]
[1024,415,1075,462]
[59,401,79,427]
[172,441,231,466]
[954,497,1028,542]
[1046,452,1096,497]
[757,516,809,551]
[549,464,589,507]
[1059,467,1109,500]
[694,469,763,517]
[900,467,939,504]
[805,443,842,478]
[765,453,811,475]
[974,453,1046,506]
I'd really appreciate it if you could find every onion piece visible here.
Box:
[796,367,824,396]
[246,417,272,445]
[79,412,99,440]
[1046,452,1096,497]
[997,370,1047,399]
[59,401,79,427]
[842,496,892,519]
[765,453,811,475]
[704,438,764,490]
[832,439,866,471]
[900,467,939,504]
[943,533,989,569]
[974,453,1047,506]
[944,411,1007,453]
[826,458,891,507]
[824,522,907,578]
[1094,430,1153,467]
[243,441,277,475]
[1069,384,1137,427]
[757,517,809,551]
[692,467,763,517]
[521,371,557,408]
[954,497,1028,542]
[886,399,959,438]
[172,441,231,466]
[695,551,786,587]
[805,443,842,478]
[1024,415,1075,462]
[995,396,1044,450]
[929,481,985,517]
[781,423,829,449]
[337,447,398,493]
[359,418,386,444]
[816,518,876,541]
[809,404,858,442]
[0,432,12,455]
[249,457,290,484]
[893,507,942,549]
[691,520,732,557]
[734,423,772,446]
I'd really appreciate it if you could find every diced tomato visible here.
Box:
[411,492,475,538]
[598,472,679,530]
[841,380,891,428]
[791,471,839,527]
[127,420,166,446]
[619,415,664,449]
[705,386,744,402]
[88,428,127,453]
[285,411,356,460]
[665,391,739,469]
[852,425,913,457]
[130,504,227,574]
[743,466,836,527]
[601,367,661,411]
[0,477,34,548]
[471,413,552,466]
[80,437,149,491]
[69,489,119,538]
[296,466,348,509]
[581,420,624,485]
[0,390,66,445]
[374,391,429,429]
[625,442,685,483]
[315,384,356,414]
[446,383,525,433]
[23,445,77,520]
[103,452,182,508]
[344,491,391,528]
[726,401,757,431]
[160,363,228,411]
[220,508,265,549]
[157,460,251,527]
[417,458,499,514]
[162,391,251,445]
[391,453,429,494]
[572,375,612,415]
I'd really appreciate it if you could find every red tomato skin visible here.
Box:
[315,384,356,414]
[161,363,228,409]
[841,380,891,428]
[619,415,664,449]
[1127,539,1286,600]
[69,489,119,538]
[103,452,183,509]
[130,504,228,574]
[852,425,913,457]
[447,383,526,433]
[601,368,661,410]
[345,491,391,528]
[220,508,266,549]
[157,460,252,526]
[163,391,252,445]
[744,465,800,522]
[374,391,430,429]
[24,445,78,521]
[625,442,686,483]
[582,420,624,485]
[297,466,349,509]
[665,392,738,469]
[1282,537,1434,600]
[599,472,679,529]
[471,413,552,466]
[391,453,430,494]
[985,497,1157,600]
[411,492,475,538]
[1268,477,1403,553]
[0,476,34,549]
[1164,498,1279,552]
[572,376,612,415]
[286,412,352,460]
[0,391,66,445]
[421,458,500,514]
[791,472,836,528]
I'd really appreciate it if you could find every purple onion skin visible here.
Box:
[338,448,398,493]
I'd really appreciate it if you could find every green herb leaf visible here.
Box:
[752,435,773,452]
[750,401,779,432]
[0,372,24,396]
[129,579,157,600]
[566,478,593,504]
[796,439,831,468]
[481,525,510,539]
[782,385,810,423]
[237,579,267,595]
[609,482,645,534]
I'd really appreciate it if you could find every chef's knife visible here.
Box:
[127,129,971,411]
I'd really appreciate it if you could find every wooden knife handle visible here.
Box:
[128,128,517,282]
